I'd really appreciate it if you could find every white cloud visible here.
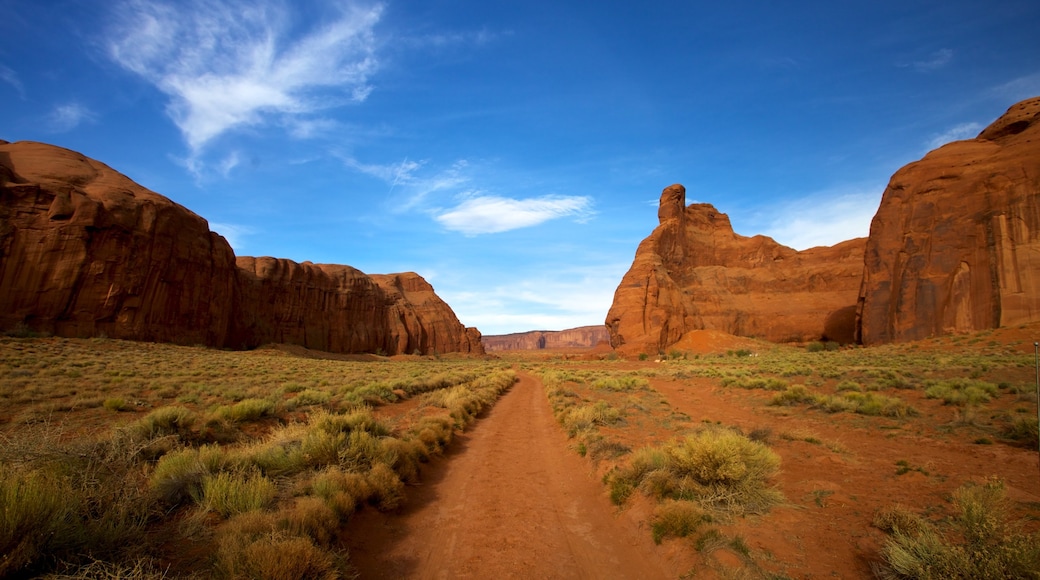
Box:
[217,151,241,177]
[0,64,24,98]
[46,103,96,132]
[107,0,382,151]
[746,187,881,251]
[209,222,255,251]
[926,122,983,150]
[435,194,593,235]
[901,48,953,72]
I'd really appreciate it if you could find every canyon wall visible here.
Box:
[0,140,483,355]
[856,97,1040,344]
[481,325,610,351]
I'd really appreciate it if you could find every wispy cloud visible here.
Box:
[217,151,241,177]
[900,48,953,72]
[107,0,382,152]
[209,222,255,251]
[342,155,470,210]
[343,155,594,234]
[436,194,593,235]
[990,72,1040,103]
[46,103,96,132]
[926,122,982,150]
[743,186,881,251]
[0,64,25,98]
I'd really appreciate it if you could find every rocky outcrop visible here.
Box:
[606,184,866,356]
[481,325,610,351]
[856,97,1040,344]
[0,141,238,345]
[0,141,483,355]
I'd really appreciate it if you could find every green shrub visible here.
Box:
[770,384,814,406]
[924,379,999,406]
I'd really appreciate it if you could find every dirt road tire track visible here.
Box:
[345,371,682,579]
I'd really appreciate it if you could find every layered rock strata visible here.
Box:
[481,325,610,351]
[606,184,866,356]
[0,140,483,355]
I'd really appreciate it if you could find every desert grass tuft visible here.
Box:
[215,512,340,580]
[199,469,277,517]
[651,499,711,544]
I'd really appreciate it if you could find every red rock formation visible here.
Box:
[0,141,238,345]
[856,97,1040,344]
[606,184,865,356]
[481,325,610,351]
[371,272,484,355]
[0,141,483,355]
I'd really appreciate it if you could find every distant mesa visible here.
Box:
[481,325,611,351]
[0,141,483,356]
[608,96,1040,355]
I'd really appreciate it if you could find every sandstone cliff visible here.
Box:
[0,141,483,355]
[481,325,610,351]
[856,97,1040,344]
[606,184,866,356]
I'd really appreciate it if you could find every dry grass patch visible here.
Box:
[874,480,1040,579]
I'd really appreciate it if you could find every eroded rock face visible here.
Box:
[0,141,483,355]
[606,184,866,356]
[481,325,610,351]
[0,142,238,345]
[856,97,1040,344]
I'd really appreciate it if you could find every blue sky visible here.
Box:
[2,0,1038,335]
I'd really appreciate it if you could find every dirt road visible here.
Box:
[346,372,683,579]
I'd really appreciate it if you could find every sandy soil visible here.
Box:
[345,372,693,579]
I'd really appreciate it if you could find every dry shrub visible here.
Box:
[40,557,174,579]
[560,401,622,437]
[366,463,404,511]
[876,480,1040,579]
[277,496,339,547]
[651,500,711,544]
[873,505,926,536]
[125,406,198,440]
[414,415,455,453]
[380,436,426,483]
[609,428,783,515]
[309,468,373,519]
[215,513,338,580]
[0,467,79,577]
